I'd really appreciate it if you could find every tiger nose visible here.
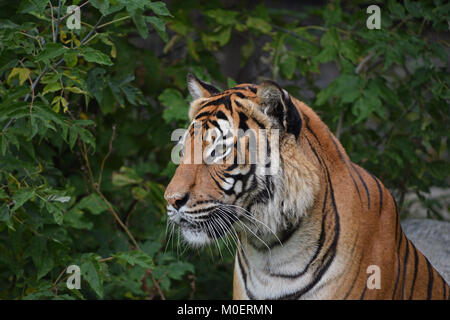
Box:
[164,192,190,210]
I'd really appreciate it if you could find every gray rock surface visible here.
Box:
[401,219,450,284]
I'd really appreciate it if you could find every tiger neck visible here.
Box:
[234,100,354,299]
[235,185,347,299]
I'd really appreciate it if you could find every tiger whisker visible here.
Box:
[217,206,273,254]
[212,211,238,257]
[218,203,283,247]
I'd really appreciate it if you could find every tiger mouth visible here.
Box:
[169,207,239,243]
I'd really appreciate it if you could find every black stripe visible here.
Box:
[210,172,225,192]
[343,255,364,299]
[248,86,257,94]
[425,258,434,300]
[359,285,367,300]
[409,242,419,299]
[392,194,400,242]
[194,111,211,119]
[401,239,410,299]
[327,131,363,206]
[369,172,383,215]
[184,207,216,214]
[214,172,227,183]
[202,95,232,110]
[229,85,257,94]
[215,110,228,120]
[237,248,256,299]
[232,91,246,99]
[224,162,238,172]
[284,95,302,139]
[305,135,326,170]
[197,79,221,95]
[392,232,403,299]
[238,112,249,132]
[303,114,322,146]
[442,276,447,300]
[229,86,250,91]
[351,164,371,209]
[208,119,221,133]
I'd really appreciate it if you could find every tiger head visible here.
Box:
[164,74,319,248]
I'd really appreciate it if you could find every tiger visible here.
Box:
[164,73,449,300]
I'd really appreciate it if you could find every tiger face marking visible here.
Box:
[164,74,316,248]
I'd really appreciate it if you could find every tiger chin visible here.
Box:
[164,74,449,300]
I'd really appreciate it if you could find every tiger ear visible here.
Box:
[257,80,302,138]
[187,73,220,100]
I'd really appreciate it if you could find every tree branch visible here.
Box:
[2,14,104,133]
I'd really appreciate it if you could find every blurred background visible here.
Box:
[0,0,448,299]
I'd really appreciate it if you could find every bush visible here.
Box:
[0,0,448,299]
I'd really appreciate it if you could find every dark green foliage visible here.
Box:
[0,0,448,299]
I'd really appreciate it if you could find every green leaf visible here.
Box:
[286,36,319,59]
[241,39,255,66]
[0,134,7,156]
[12,188,35,212]
[166,261,194,280]
[64,208,94,230]
[246,16,272,34]
[90,0,110,16]
[64,50,78,68]
[114,250,154,269]
[352,87,381,123]
[335,74,360,103]
[202,27,232,49]
[0,204,14,230]
[65,86,88,95]
[28,237,54,280]
[203,9,239,26]
[80,255,103,298]
[227,77,237,88]
[87,68,106,104]
[159,88,189,122]
[340,39,359,64]
[147,1,172,17]
[404,0,422,18]
[388,0,405,19]
[323,1,342,26]
[313,47,336,64]
[75,193,108,215]
[80,47,113,66]
[279,54,296,79]
[146,16,168,42]
[45,201,65,225]
[7,67,31,86]
[68,125,78,150]
[132,9,149,39]
[131,186,148,201]
[18,0,49,14]
[77,126,96,150]
[37,43,66,63]
[42,81,62,95]
[112,166,143,187]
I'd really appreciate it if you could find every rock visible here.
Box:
[402,218,450,284]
